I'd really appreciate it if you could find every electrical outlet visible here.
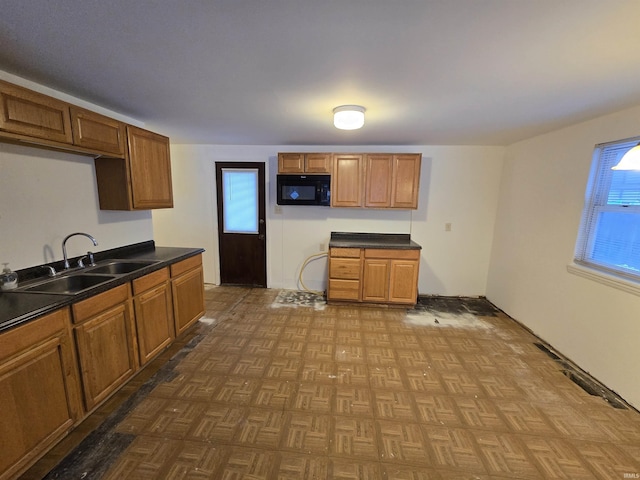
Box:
[445,222,452,232]
[274,205,282,214]
[319,242,326,251]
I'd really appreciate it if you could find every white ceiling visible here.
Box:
[2,0,640,146]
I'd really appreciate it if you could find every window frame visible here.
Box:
[573,136,640,286]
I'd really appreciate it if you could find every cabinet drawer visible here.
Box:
[170,254,202,277]
[364,248,420,260]
[329,258,361,280]
[72,283,131,324]
[330,247,361,258]
[132,267,169,295]
[328,279,360,300]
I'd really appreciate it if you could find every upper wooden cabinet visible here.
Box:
[0,80,73,143]
[364,153,421,209]
[70,106,126,156]
[391,154,421,209]
[0,80,174,211]
[364,154,394,208]
[331,152,421,209]
[95,126,174,210]
[127,126,174,209]
[278,152,331,174]
[331,154,364,207]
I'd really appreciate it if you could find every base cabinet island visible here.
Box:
[327,232,421,306]
[0,242,205,480]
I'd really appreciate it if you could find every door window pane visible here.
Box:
[222,168,258,233]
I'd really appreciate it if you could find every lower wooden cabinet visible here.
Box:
[0,254,206,480]
[171,255,205,335]
[132,268,175,365]
[328,247,420,305]
[0,308,82,480]
[72,284,137,411]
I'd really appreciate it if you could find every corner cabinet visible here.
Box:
[95,126,174,210]
[0,308,82,480]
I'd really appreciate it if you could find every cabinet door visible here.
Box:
[305,153,331,173]
[134,282,174,365]
[365,154,393,208]
[0,308,81,480]
[172,266,205,336]
[391,154,421,209]
[0,80,72,143]
[74,302,137,410]
[70,106,126,156]
[362,258,390,302]
[278,153,305,173]
[331,154,363,207]
[389,259,419,304]
[127,125,174,209]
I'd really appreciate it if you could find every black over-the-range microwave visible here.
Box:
[276,174,331,206]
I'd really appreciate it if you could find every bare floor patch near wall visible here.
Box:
[271,289,326,310]
[406,295,499,329]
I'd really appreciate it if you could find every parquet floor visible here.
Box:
[23,286,640,479]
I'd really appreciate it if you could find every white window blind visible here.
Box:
[221,168,259,234]
[575,138,640,280]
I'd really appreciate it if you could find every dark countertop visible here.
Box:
[0,241,204,332]
[329,232,422,250]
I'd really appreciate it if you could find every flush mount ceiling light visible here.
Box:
[333,105,365,130]
[612,142,640,170]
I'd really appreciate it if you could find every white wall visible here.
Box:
[152,144,505,296]
[0,143,154,269]
[487,104,640,409]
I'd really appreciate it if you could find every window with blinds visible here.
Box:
[575,138,640,279]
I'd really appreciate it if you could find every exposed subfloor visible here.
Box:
[18,286,640,480]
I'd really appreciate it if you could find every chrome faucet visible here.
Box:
[62,232,98,269]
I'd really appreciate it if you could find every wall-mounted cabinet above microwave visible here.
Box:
[276,174,331,206]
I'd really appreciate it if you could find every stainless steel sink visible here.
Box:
[19,274,117,295]
[85,260,158,275]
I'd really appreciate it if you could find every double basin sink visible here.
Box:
[17,260,160,295]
